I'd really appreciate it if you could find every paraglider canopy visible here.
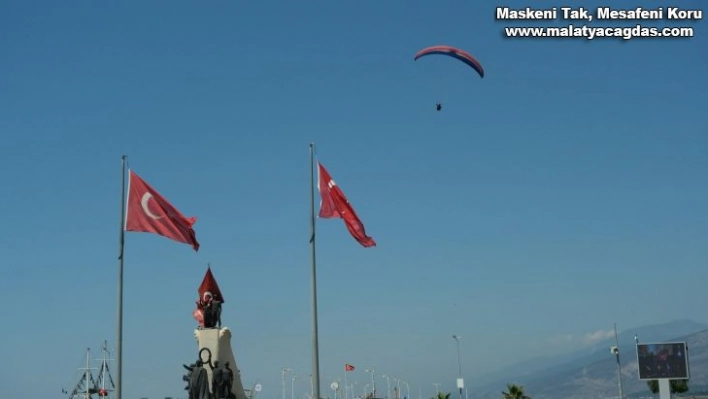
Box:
[414,45,484,79]
[436,102,442,111]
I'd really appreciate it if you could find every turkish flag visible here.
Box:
[125,170,200,251]
[345,363,355,371]
[197,266,224,303]
[193,308,205,327]
[317,162,376,248]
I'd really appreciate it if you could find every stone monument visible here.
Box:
[182,266,249,399]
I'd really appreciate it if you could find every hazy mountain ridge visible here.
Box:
[471,319,708,399]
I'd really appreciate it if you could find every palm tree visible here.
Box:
[501,383,530,399]
[433,392,451,399]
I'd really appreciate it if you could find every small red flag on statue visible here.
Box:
[198,266,224,304]
[317,162,376,248]
[193,266,224,328]
[345,363,355,371]
[125,170,200,251]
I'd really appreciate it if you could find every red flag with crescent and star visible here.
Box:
[197,266,224,304]
[193,266,224,326]
[345,363,355,371]
[124,170,200,251]
[317,162,376,248]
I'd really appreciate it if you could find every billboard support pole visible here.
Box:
[659,379,671,399]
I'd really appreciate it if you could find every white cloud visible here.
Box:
[547,333,574,345]
[582,329,615,344]
[545,329,616,348]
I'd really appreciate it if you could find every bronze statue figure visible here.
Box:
[220,361,234,399]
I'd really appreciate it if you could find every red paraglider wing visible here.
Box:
[414,45,484,78]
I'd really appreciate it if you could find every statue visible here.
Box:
[203,294,214,328]
[212,299,222,328]
[220,361,234,399]
[193,266,225,329]
[188,360,201,399]
[189,359,212,399]
[186,266,245,399]
[182,363,196,392]
[212,361,223,398]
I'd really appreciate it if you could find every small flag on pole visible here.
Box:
[125,170,200,251]
[345,363,355,371]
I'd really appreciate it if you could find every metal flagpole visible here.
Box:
[344,369,348,399]
[309,143,321,399]
[116,155,127,399]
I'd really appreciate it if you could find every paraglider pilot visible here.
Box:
[436,102,442,111]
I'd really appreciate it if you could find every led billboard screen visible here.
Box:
[637,342,689,380]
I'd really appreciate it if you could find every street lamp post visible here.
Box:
[433,383,440,396]
[291,373,297,399]
[393,379,401,399]
[283,368,292,399]
[403,382,410,399]
[382,374,391,399]
[366,369,376,398]
[453,335,463,399]
[612,323,625,399]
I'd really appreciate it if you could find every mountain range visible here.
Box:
[468,319,708,399]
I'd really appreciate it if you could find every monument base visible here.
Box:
[195,327,248,399]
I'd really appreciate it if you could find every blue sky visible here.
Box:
[1,1,706,398]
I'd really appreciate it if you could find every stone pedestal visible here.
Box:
[194,327,248,399]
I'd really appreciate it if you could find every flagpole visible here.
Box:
[344,369,348,399]
[309,142,321,399]
[116,155,127,399]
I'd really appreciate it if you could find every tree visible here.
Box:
[501,383,530,399]
[647,379,689,394]
[432,392,451,399]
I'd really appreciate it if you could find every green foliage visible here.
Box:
[501,383,530,399]
[432,392,451,399]
[646,379,689,394]
[647,380,658,394]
